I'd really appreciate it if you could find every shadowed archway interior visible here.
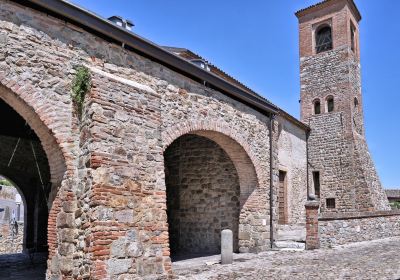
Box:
[164,134,241,261]
[0,98,50,278]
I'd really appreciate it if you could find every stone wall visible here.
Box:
[307,112,361,212]
[276,117,307,224]
[0,222,24,254]
[165,134,240,256]
[319,211,400,248]
[0,2,79,278]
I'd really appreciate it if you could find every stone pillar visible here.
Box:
[305,201,320,250]
[221,229,233,264]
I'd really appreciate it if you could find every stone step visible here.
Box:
[276,224,306,242]
[274,240,306,250]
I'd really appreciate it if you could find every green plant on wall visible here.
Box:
[71,66,91,119]
[0,179,12,186]
[390,201,400,210]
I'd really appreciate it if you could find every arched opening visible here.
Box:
[315,25,333,53]
[164,130,259,261]
[0,176,26,254]
[326,96,334,113]
[0,97,56,278]
[354,97,359,108]
[314,99,321,115]
[350,22,357,53]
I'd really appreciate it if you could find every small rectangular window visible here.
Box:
[313,171,320,197]
[326,198,336,209]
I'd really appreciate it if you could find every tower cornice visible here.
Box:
[295,0,361,22]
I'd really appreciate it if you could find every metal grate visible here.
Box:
[326,198,336,209]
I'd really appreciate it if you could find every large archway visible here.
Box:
[0,92,66,278]
[164,128,260,260]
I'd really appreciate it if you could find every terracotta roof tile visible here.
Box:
[295,0,361,21]
[163,46,310,131]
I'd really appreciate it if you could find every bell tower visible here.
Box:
[296,0,390,212]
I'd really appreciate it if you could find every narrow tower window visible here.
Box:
[327,97,334,112]
[314,100,321,115]
[354,97,359,107]
[313,171,321,197]
[350,23,356,52]
[315,25,333,53]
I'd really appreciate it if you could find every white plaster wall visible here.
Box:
[277,117,307,224]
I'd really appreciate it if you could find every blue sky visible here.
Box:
[71,0,400,188]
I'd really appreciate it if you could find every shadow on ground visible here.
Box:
[0,253,47,280]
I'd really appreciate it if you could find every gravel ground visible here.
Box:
[1,238,399,279]
[174,237,400,280]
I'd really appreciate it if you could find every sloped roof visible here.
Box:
[163,46,309,131]
[295,0,361,21]
[386,189,400,199]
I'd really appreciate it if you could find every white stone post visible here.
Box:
[221,229,233,264]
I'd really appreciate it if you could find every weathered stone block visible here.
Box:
[108,259,132,276]
[115,209,134,223]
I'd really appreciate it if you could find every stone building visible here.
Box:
[0,0,396,279]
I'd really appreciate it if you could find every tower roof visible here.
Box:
[295,0,361,22]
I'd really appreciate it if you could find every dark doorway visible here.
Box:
[278,171,288,225]
[0,99,50,279]
[164,134,240,261]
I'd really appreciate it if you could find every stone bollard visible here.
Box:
[221,229,233,265]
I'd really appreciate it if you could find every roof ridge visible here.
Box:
[163,46,309,131]
[295,0,361,21]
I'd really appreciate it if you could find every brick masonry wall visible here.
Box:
[305,201,319,250]
[319,211,400,248]
[0,2,81,278]
[165,134,240,255]
[277,117,307,224]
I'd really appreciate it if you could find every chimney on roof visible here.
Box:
[108,16,134,31]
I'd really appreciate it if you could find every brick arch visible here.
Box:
[0,83,69,187]
[162,121,262,200]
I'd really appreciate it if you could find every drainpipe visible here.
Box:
[269,114,276,249]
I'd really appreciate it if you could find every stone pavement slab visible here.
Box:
[174,237,400,280]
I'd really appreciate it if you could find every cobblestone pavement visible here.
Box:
[174,237,400,280]
[0,253,47,279]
